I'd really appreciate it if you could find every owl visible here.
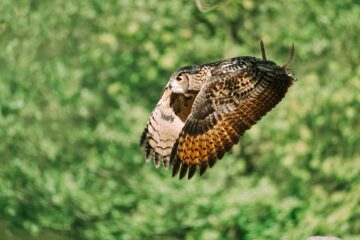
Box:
[140,41,295,179]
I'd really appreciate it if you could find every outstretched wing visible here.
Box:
[140,84,196,168]
[170,62,294,179]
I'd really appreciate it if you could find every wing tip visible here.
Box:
[172,159,181,177]
[179,164,188,180]
[188,165,197,179]
[199,164,208,176]
[154,154,161,168]
[162,157,170,169]
[139,128,148,147]
[145,142,152,162]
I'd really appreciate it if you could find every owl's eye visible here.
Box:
[176,74,183,82]
[176,73,188,83]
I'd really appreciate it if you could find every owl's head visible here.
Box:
[169,65,212,94]
[260,40,295,78]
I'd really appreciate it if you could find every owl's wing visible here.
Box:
[140,84,196,168]
[170,65,294,179]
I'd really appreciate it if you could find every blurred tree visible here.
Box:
[0,0,359,239]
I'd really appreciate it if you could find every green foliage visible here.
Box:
[0,0,359,239]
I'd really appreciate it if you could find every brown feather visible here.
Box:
[140,85,196,168]
[141,43,295,179]
[170,58,294,178]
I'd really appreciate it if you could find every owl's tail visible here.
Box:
[282,44,295,73]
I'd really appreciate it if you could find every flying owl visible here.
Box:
[140,41,295,179]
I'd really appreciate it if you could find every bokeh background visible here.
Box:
[0,0,359,239]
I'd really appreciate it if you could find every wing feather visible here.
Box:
[140,84,196,168]
[171,64,294,179]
